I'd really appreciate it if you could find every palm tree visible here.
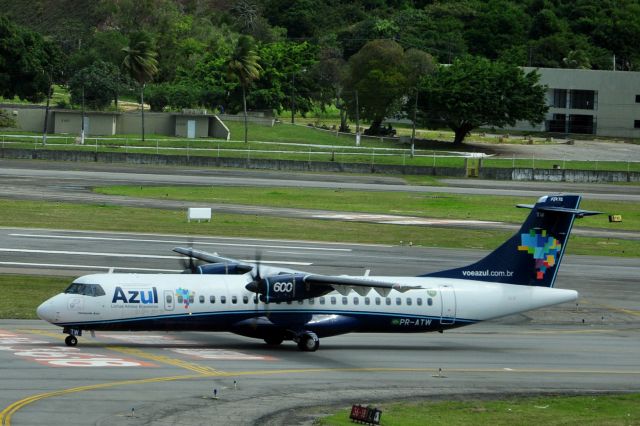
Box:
[225,35,262,143]
[122,33,158,142]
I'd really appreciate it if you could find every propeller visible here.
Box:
[245,252,270,328]
[245,251,263,294]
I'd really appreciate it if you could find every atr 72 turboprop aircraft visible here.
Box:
[37,195,599,351]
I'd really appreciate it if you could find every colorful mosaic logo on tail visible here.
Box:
[518,229,562,280]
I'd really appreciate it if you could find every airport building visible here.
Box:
[511,67,640,138]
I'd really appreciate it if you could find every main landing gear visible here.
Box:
[295,331,319,352]
[65,335,78,346]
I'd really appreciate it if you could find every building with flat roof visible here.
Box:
[511,67,640,138]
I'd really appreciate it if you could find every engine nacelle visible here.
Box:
[259,274,333,303]
[197,263,252,275]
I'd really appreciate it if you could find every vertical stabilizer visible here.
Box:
[424,195,600,287]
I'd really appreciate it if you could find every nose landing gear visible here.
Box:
[63,328,82,346]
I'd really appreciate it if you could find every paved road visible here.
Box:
[1,159,639,201]
[0,158,639,424]
[1,230,639,425]
[1,160,639,242]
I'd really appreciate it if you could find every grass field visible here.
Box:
[317,393,640,426]
[0,198,638,257]
[93,186,640,232]
[0,275,69,319]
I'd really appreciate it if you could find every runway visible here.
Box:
[1,229,639,425]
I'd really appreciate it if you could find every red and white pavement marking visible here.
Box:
[100,333,196,346]
[0,330,155,367]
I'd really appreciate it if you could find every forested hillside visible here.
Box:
[1,0,639,141]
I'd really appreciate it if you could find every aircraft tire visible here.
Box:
[65,335,78,347]
[297,333,319,352]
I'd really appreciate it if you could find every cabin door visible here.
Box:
[439,285,456,324]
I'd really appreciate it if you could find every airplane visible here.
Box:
[36,194,600,352]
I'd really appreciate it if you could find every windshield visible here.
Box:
[64,283,106,297]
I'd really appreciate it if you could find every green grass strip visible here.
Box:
[0,198,638,257]
[93,186,640,232]
[0,274,70,319]
[318,393,640,426]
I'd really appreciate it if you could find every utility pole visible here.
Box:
[291,72,296,124]
[80,85,85,145]
[42,73,52,145]
[411,90,418,157]
[355,90,360,146]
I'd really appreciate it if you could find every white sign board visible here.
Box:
[187,208,212,222]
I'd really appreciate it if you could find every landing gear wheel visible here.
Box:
[65,335,78,347]
[297,333,319,352]
[264,336,284,346]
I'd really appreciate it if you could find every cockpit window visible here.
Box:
[64,283,106,297]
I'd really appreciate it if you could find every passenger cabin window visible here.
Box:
[188,295,194,304]
[330,297,336,305]
[220,296,227,304]
[427,298,433,306]
[385,297,391,305]
[177,296,183,304]
[199,295,205,304]
[210,295,216,304]
[231,295,238,304]
[417,298,423,306]
[396,297,402,306]
[353,297,359,305]
[342,297,348,305]
[309,298,315,304]
[298,300,304,305]
[243,295,249,304]
[319,297,326,305]
[364,297,370,305]
[64,283,106,297]
[375,297,381,305]
[166,295,173,304]
[406,298,412,306]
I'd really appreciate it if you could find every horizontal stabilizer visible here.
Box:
[517,204,602,217]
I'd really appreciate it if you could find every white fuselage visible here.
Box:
[37,273,578,336]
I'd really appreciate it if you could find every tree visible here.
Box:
[68,61,119,110]
[122,31,158,141]
[403,48,435,155]
[344,39,408,135]
[0,16,62,102]
[225,35,262,143]
[418,56,547,145]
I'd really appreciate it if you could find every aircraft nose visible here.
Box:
[36,300,55,323]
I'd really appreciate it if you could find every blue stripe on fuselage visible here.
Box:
[53,309,478,334]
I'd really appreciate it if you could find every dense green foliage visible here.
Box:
[0,0,638,140]
[419,57,548,144]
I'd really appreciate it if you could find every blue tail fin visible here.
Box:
[424,195,600,287]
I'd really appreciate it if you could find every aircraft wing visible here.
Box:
[303,274,422,297]
[173,247,247,265]
[173,247,421,296]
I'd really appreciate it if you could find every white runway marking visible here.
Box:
[312,213,500,226]
[0,248,312,266]
[10,233,352,252]
[0,261,181,272]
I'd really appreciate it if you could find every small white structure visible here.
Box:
[187,208,212,222]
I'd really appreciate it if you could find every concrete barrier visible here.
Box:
[1,147,638,182]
